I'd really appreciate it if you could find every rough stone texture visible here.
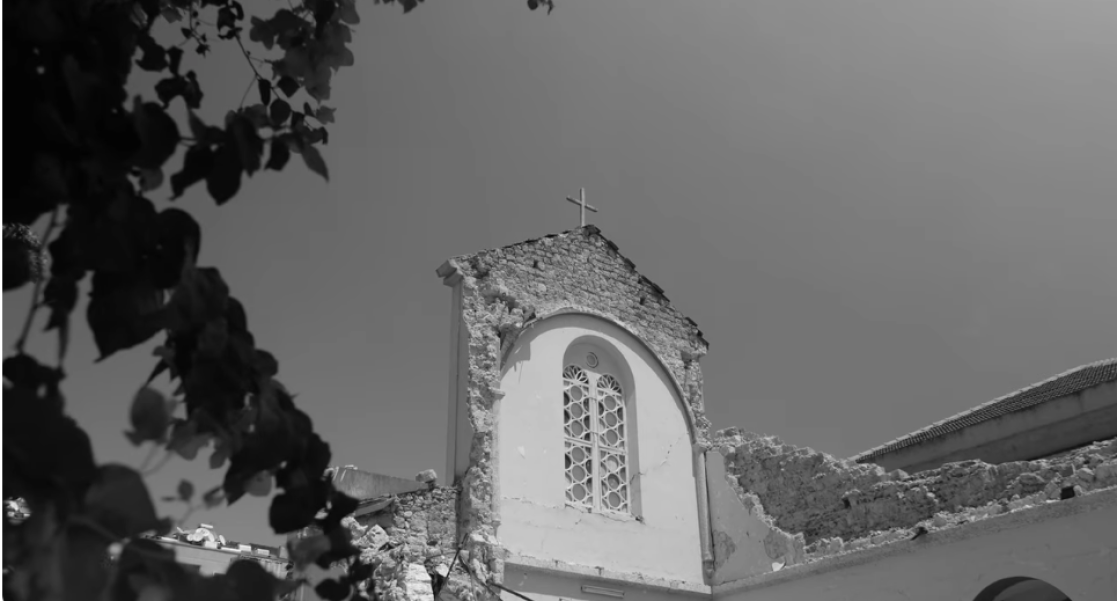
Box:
[447,225,710,435]
[439,225,711,589]
[713,428,1117,562]
[338,486,499,601]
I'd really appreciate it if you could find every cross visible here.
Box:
[565,188,598,227]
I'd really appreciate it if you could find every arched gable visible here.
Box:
[503,308,701,445]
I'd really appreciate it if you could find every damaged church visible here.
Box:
[293,225,1117,601]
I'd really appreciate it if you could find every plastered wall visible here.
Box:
[497,314,705,585]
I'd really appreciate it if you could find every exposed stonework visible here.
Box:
[446,226,710,435]
[340,487,500,601]
[713,428,1117,562]
[438,226,711,590]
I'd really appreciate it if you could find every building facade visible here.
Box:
[295,226,1117,601]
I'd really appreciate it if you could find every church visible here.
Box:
[293,224,1117,601]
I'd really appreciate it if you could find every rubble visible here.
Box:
[333,486,501,601]
[713,429,1117,562]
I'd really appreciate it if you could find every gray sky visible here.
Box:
[5,0,1116,546]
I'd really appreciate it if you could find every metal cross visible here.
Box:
[565,188,598,227]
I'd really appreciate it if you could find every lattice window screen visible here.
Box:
[563,365,630,513]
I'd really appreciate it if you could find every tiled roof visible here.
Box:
[853,358,1117,464]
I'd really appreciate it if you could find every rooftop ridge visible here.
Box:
[852,357,1117,464]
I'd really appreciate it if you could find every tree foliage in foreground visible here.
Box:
[2,0,553,600]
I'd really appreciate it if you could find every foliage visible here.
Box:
[2,0,553,600]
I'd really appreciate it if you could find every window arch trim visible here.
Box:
[503,308,701,445]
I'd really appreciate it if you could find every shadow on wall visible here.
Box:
[974,577,1073,601]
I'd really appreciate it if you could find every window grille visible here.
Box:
[563,365,630,513]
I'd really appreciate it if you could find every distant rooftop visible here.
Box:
[853,358,1117,464]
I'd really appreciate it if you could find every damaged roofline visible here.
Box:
[711,486,1117,598]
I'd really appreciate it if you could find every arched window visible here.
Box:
[563,363,630,513]
[973,577,1074,601]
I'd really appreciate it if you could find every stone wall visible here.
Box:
[343,486,499,601]
[437,226,711,588]
[712,428,1117,562]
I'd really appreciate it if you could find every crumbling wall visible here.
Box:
[441,226,711,587]
[713,428,1117,562]
[345,486,497,601]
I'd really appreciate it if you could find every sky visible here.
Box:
[4,0,1116,547]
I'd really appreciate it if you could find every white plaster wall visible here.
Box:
[502,567,709,601]
[497,314,705,585]
[706,452,783,584]
[714,498,1117,601]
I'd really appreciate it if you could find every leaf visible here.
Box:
[315,579,351,601]
[152,208,202,288]
[301,144,328,181]
[137,35,168,72]
[231,116,264,176]
[169,423,211,461]
[265,138,291,171]
[137,584,173,601]
[227,559,281,601]
[258,79,272,106]
[243,104,271,130]
[203,486,226,509]
[155,77,185,107]
[276,75,300,98]
[3,356,96,503]
[132,99,181,170]
[249,16,277,49]
[245,472,273,497]
[171,145,215,199]
[289,534,331,570]
[177,479,194,502]
[254,350,280,377]
[312,576,350,598]
[206,139,243,205]
[125,387,171,446]
[63,522,113,601]
[269,99,291,125]
[209,439,230,469]
[87,274,169,360]
[162,6,184,23]
[183,71,204,109]
[336,0,360,24]
[188,111,207,141]
[84,464,163,538]
[169,266,230,330]
[43,275,78,362]
[270,491,320,534]
[314,105,336,124]
[139,167,164,192]
[167,47,184,75]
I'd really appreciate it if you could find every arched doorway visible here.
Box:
[974,577,1074,601]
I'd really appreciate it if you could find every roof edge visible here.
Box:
[852,357,1117,464]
